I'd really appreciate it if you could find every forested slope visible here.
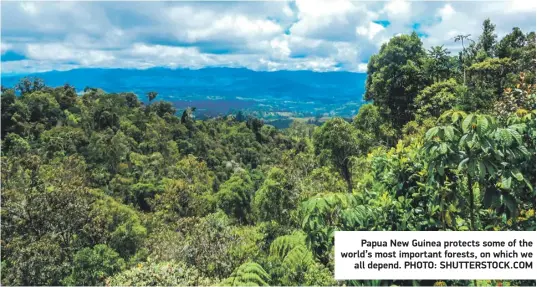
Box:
[1,19,535,286]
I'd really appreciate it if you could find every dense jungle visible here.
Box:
[1,19,536,286]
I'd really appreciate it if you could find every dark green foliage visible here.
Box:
[1,88,20,138]
[423,111,531,230]
[365,32,429,127]
[496,27,526,59]
[313,118,361,192]
[353,103,396,147]
[146,91,158,103]
[1,20,535,287]
[216,171,255,222]
[148,101,176,117]
[253,167,298,225]
[15,76,46,95]
[63,245,125,286]
[477,18,498,58]
[425,45,455,83]
[465,57,514,110]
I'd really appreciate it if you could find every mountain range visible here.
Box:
[1,67,367,123]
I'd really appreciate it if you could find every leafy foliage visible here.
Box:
[253,167,298,225]
[0,18,535,287]
[414,79,465,121]
[222,262,270,286]
[313,118,361,192]
[107,261,212,286]
[365,32,429,127]
[62,244,125,286]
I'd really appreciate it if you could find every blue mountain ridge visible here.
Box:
[1,67,367,121]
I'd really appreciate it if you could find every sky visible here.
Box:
[1,0,536,74]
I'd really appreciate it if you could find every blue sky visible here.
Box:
[1,0,535,74]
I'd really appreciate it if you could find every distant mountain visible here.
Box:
[1,67,368,119]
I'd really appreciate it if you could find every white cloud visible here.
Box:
[26,43,114,65]
[357,63,368,73]
[257,57,339,72]
[356,22,385,40]
[295,0,354,18]
[383,0,411,18]
[1,60,80,74]
[283,4,294,17]
[131,43,198,58]
[185,15,282,43]
[438,4,455,20]
[270,37,291,59]
[290,0,365,41]
[0,1,535,74]
[1,42,12,55]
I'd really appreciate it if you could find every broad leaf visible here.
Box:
[483,188,500,208]
[462,114,475,133]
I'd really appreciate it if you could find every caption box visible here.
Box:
[335,231,536,280]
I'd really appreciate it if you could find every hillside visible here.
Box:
[1,20,536,287]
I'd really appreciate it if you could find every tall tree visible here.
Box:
[496,27,526,59]
[477,18,498,58]
[522,32,536,84]
[365,32,429,128]
[454,34,473,85]
[426,45,452,82]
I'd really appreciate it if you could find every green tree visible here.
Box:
[21,91,63,136]
[313,118,361,192]
[1,88,22,138]
[365,32,429,127]
[426,45,453,82]
[477,18,498,58]
[496,27,526,59]
[454,34,473,85]
[521,32,536,83]
[268,232,314,285]
[85,194,147,258]
[465,57,514,110]
[423,111,529,230]
[63,244,125,286]
[53,84,78,110]
[1,156,94,285]
[353,103,397,147]
[15,77,46,95]
[414,79,466,121]
[216,171,255,223]
[493,73,536,121]
[253,167,297,225]
[2,133,31,156]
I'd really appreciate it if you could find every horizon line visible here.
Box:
[0,66,368,77]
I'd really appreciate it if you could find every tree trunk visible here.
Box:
[342,163,353,193]
[468,176,475,230]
